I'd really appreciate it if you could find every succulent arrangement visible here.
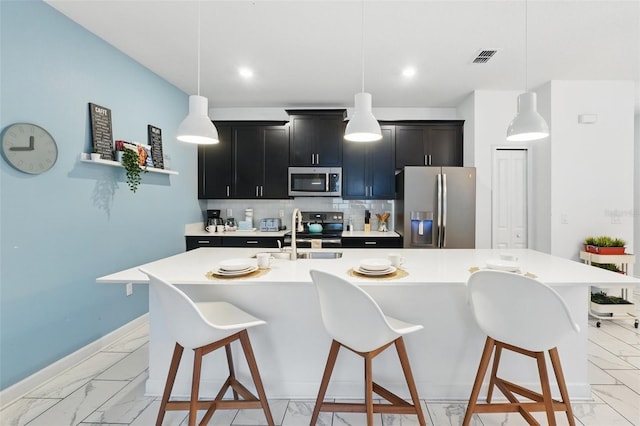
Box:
[591,291,633,305]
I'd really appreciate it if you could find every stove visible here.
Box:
[284,211,344,248]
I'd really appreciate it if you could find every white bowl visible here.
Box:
[359,258,392,271]
[218,258,252,271]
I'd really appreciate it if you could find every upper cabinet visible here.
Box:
[199,122,289,199]
[342,126,395,200]
[287,110,345,166]
[395,121,463,168]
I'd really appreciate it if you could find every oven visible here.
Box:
[284,211,344,248]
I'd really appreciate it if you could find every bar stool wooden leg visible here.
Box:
[394,337,427,426]
[157,343,184,426]
[536,351,557,426]
[549,347,576,426]
[462,337,495,426]
[189,348,204,426]
[486,342,503,403]
[365,354,374,426]
[239,330,275,426]
[311,340,341,426]
[225,343,239,400]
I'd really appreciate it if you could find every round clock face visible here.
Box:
[2,123,58,174]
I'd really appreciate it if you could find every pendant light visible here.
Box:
[177,1,219,145]
[506,0,549,142]
[344,1,382,142]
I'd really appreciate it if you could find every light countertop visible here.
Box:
[97,248,640,288]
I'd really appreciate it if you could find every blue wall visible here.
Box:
[0,1,202,389]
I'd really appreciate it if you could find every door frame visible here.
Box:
[491,145,533,249]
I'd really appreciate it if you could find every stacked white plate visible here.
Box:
[485,259,520,272]
[214,258,258,276]
[355,258,396,276]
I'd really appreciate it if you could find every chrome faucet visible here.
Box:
[290,208,303,260]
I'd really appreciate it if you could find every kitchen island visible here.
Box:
[97,248,640,401]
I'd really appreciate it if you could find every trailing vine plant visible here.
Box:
[122,148,147,192]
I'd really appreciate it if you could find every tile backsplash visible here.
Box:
[203,198,395,232]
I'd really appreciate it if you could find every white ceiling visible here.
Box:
[45,0,639,112]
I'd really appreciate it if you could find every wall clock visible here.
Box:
[1,123,58,174]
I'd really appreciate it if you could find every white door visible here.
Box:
[492,149,528,249]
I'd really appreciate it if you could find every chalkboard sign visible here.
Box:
[148,125,164,169]
[89,103,114,160]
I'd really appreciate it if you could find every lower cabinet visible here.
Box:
[222,236,284,248]
[186,236,222,251]
[186,236,284,251]
[342,237,402,248]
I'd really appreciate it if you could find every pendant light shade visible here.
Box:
[177,95,219,144]
[506,0,549,142]
[345,92,382,142]
[506,92,549,142]
[344,1,381,143]
[176,1,219,145]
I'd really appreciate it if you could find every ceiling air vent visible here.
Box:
[472,49,499,64]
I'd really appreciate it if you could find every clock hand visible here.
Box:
[9,136,35,151]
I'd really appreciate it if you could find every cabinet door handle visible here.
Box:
[365,241,377,245]
[256,186,259,197]
[246,240,258,244]
[311,154,315,164]
[428,154,432,166]
[197,240,210,244]
[226,185,230,197]
[424,155,428,165]
[260,186,263,197]
[315,153,319,164]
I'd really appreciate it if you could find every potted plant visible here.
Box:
[590,291,634,316]
[584,236,626,255]
[121,147,147,192]
[90,146,101,161]
[114,140,125,162]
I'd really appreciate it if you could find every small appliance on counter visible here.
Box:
[259,218,283,232]
[205,209,224,231]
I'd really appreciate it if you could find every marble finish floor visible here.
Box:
[2,307,639,425]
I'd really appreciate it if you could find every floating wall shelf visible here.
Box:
[79,153,178,175]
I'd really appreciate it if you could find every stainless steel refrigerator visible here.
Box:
[395,166,476,248]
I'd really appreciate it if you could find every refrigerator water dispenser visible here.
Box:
[410,211,433,246]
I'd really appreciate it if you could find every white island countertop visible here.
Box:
[97,247,639,288]
[97,248,639,400]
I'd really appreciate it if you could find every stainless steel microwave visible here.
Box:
[288,167,342,197]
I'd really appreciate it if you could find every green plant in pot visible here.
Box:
[584,236,626,255]
[121,148,147,192]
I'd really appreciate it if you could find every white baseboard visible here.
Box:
[0,313,149,409]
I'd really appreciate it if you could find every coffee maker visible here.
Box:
[205,209,223,230]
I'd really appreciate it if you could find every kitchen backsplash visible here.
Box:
[203,198,395,232]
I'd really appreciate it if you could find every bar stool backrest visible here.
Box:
[310,269,401,353]
[140,268,226,350]
[466,270,580,352]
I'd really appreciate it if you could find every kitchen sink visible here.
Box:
[252,251,343,260]
[296,251,343,259]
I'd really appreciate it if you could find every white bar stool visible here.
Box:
[139,269,274,426]
[463,269,580,426]
[309,270,427,426]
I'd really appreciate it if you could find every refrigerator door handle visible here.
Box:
[437,173,443,247]
[442,173,447,247]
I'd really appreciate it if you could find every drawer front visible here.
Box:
[222,237,283,248]
[185,236,223,251]
[342,237,402,249]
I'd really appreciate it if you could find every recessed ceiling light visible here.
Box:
[238,67,254,79]
[402,67,416,78]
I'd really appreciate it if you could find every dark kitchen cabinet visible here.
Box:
[342,236,402,248]
[395,121,463,168]
[342,126,395,199]
[186,236,223,251]
[198,125,233,199]
[199,122,289,199]
[234,126,289,199]
[287,110,345,166]
[221,236,284,248]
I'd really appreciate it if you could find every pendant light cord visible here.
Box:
[197,0,201,96]
[524,0,528,91]
[360,0,365,93]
